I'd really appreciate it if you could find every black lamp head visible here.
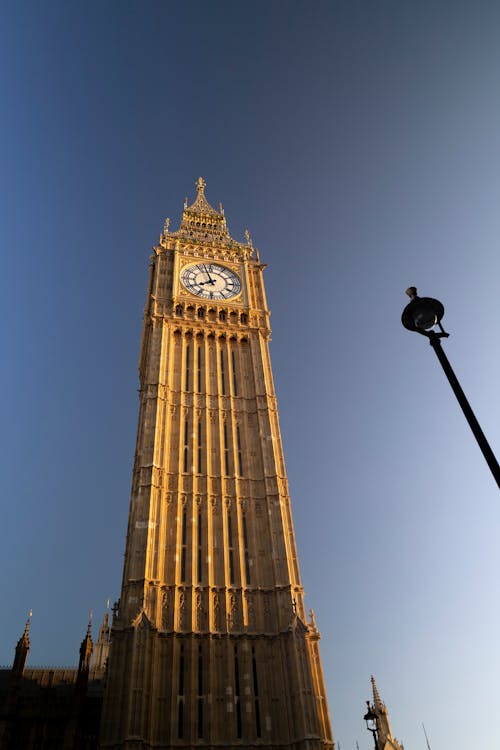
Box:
[363,701,378,730]
[402,287,445,333]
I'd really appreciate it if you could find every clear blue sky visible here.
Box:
[1,2,499,748]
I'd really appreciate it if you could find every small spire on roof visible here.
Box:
[371,675,384,709]
[21,610,32,645]
[196,176,206,194]
[244,229,253,247]
[163,217,170,234]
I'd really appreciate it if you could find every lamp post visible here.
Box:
[363,701,378,749]
[401,287,500,490]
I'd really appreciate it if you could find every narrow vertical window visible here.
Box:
[220,349,226,395]
[185,344,190,391]
[252,646,261,738]
[234,646,242,739]
[223,423,230,476]
[183,419,189,472]
[178,644,185,738]
[197,644,203,738]
[236,425,243,476]
[197,510,202,584]
[197,421,202,474]
[231,350,238,395]
[181,508,187,582]
[227,511,235,584]
[242,514,251,584]
[197,345,202,392]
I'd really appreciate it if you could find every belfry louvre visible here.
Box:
[99,178,334,750]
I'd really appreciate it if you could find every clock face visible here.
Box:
[180,263,242,300]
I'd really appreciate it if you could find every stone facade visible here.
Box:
[100,179,334,749]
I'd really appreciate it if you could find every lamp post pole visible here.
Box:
[363,702,378,750]
[402,287,500,490]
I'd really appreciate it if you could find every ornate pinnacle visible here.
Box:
[163,217,170,233]
[20,610,32,645]
[196,176,206,194]
[371,675,384,709]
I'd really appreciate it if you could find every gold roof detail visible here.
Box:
[171,177,237,246]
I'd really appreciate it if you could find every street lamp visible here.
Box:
[363,701,378,749]
[402,287,500,489]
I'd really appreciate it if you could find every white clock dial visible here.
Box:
[180,263,241,300]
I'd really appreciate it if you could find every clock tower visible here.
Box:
[100,178,334,750]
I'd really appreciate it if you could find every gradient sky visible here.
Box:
[1,2,500,748]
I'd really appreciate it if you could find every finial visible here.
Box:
[244,229,253,247]
[219,202,224,216]
[163,217,170,234]
[87,609,93,635]
[309,609,317,628]
[184,197,188,209]
[196,176,206,194]
[24,610,32,638]
[405,286,418,299]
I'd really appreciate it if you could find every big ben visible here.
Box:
[100,178,334,750]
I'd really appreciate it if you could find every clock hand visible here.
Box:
[203,264,215,284]
[198,279,217,286]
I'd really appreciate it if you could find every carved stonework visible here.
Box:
[195,592,206,631]
[229,593,239,631]
[161,588,170,630]
[245,591,256,630]
[178,591,186,630]
[213,590,222,631]
[100,179,334,750]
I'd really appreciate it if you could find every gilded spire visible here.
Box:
[161,177,255,256]
[174,176,234,243]
[371,675,384,710]
[185,176,220,217]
